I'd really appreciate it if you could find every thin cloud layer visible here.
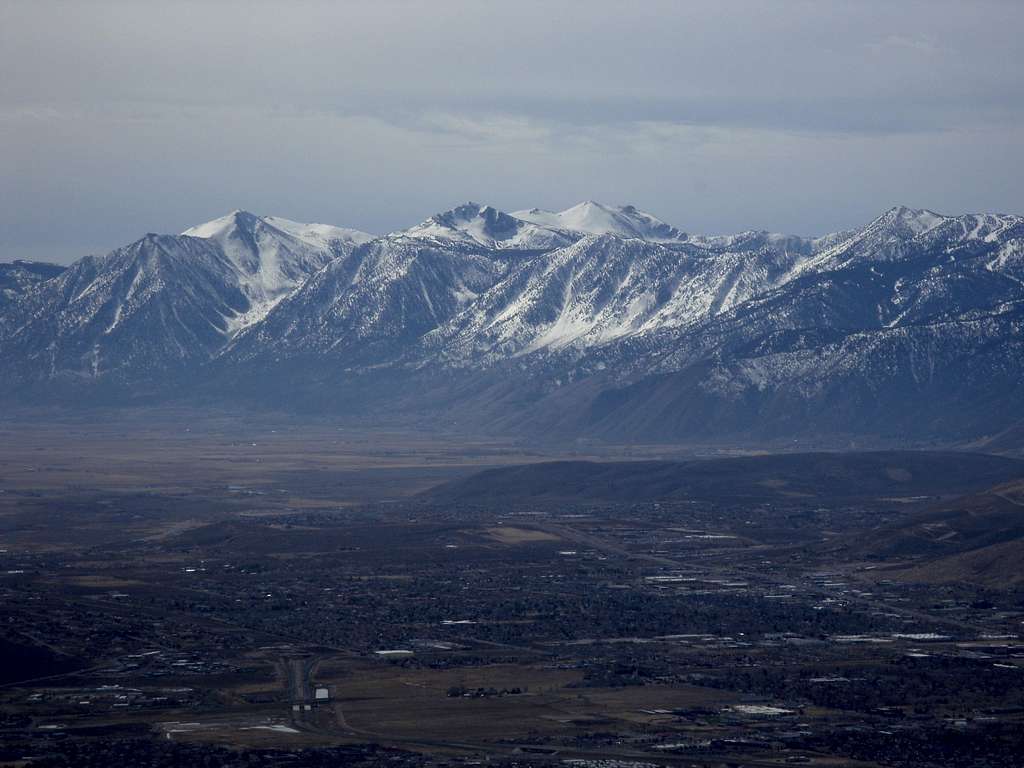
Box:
[1,0,1022,262]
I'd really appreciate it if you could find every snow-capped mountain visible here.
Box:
[225,237,513,366]
[0,211,371,390]
[686,229,847,256]
[182,210,373,331]
[396,203,576,250]
[416,234,810,366]
[2,201,1022,445]
[547,207,1024,440]
[513,201,687,242]
[794,206,1024,276]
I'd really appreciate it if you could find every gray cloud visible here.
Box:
[1,0,1022,262]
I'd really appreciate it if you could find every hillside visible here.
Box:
[420,451,1024,505]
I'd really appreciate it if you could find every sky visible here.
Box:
[2,0,1023,264]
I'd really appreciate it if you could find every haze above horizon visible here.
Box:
[2,0,1023,264]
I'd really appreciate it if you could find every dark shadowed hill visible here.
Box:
[420,451,1024,505]
[834,479,1024,587]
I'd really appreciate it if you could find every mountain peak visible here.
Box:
[877,205,947,235]
[432,201,494,221]
[399,203,574,250]
[513,202,686,242]
[183,211,373,250]
[182,209,263,240]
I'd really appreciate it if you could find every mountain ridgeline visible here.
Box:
[2,202,1022,445]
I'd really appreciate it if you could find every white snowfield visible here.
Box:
[182,210,372,251]
[513,200,687,242]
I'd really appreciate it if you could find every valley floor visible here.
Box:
[0,419,1022,767]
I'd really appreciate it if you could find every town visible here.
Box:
[1,426,1021,767]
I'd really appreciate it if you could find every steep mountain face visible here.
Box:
[225,238,513,367]
[181,210,373,330]
[1,202,1022,445]
[416,235,811,367]
[793,206,1023,276]
[0,260,65,302]
[0,260,66,337]
[522,208,1024,441]
[0,235,251,390]
[0,212,371,392]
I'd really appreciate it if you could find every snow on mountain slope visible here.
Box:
[687,229,848,256]
[3,201,1024,444]
[615,213,1024,386]
[184,210,372,255]
[0,260,66,339]
[0,260,65,303]
[0,235,253,386]
[399,204,1024,442]
[396,203,575,250]
[513,201,687,242]
[555,218,1024,439]
[0,211,374,387]
[794,207,1024,278]
[417,235,812,366]
[224,238,514,366]
[183,210,373,331]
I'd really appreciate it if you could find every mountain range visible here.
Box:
[1,201,1022,446]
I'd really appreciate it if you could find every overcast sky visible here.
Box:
[2,0,1023,263]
